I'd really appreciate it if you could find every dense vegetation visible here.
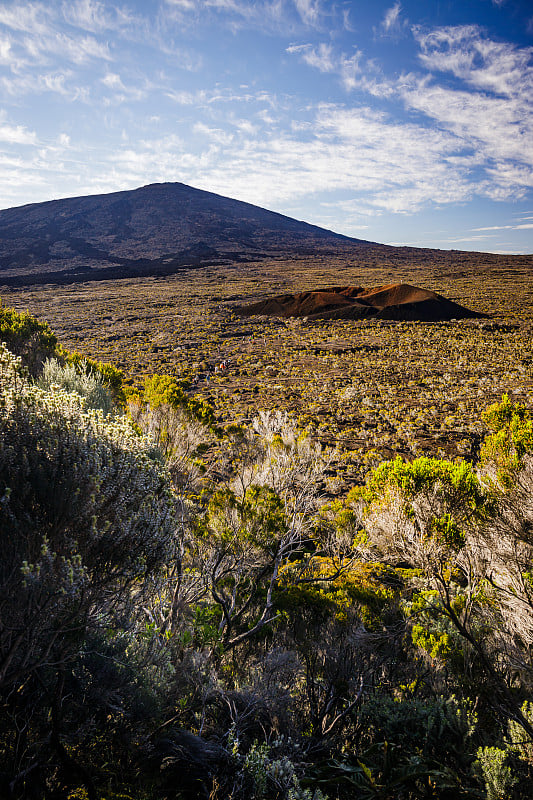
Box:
[1,300,533,800]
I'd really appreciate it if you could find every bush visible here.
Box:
[38,357,113,414]
[0,301,57,374]
[0,341,178,690]
[0,341,181,797]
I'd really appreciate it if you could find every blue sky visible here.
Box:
[0,0,532,253]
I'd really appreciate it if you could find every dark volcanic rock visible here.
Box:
[235,283,488,322]
[0,182,368,285]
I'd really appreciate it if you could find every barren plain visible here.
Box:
[3,249,532,493]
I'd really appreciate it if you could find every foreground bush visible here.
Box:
[0,343,179,798]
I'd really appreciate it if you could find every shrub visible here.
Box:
[63,349,127,406]
[0,342,178,692]
[480,394,533,488]
[475,746,517,800]
[38,357,113,415]
[0,301,57,374]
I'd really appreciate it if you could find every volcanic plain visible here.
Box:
[3,250,532,494]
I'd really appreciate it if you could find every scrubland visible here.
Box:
[5,254,532,490]
[2,253,533,800]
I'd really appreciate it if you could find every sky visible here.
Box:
[0,0,532,253]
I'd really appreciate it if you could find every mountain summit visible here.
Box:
[0,182,368,285]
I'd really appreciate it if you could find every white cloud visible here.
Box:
[102,72,123,90]
[0,123,37,144]
[378,2,407,37]
[0,70,84,98]
[289,23,533,205]
[100,71,146,102]
[414,25,533,97]
[293,0,322,27]
[166,88,205,104]
[54,32,112,63]
[287,42,380,93]
[62,0,110,32]
[78,102,477,216]
[193,121,234,144]
[398,80,532,168]
[0,2,52,35]
[383,2,401,31]
[165,0,197,8]
[472,223,533,231]
[162,0,323,34]
[0,36,13,64]
[287,42,334,71]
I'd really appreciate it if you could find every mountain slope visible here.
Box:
[0,182,368,285]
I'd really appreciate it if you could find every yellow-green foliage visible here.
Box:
[0,304,126,406]
[63,349,126,406]
[481,394,533,487]
[475,746,517,800]
[201,485,287,548]
[0,302,58,374]
[430,512,466,550]
[143,373,216,427]
[354,455,491,553]
[409,591,460,661]
[0,303,57,351]
[144,373,188,408]
[359,455,484,507]
[279,558,402,629]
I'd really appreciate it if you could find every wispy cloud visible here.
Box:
[414,25,533,97]
[286,42,334,71]
[287,42,383,94]
[377,2,407,37]
[472,223,533,231]
[101,71,147,102]
[0,2,52,35]
[51,32,112,63]
[1,70,89,100]
[62,0,142,34]
[62,0,111,32]
[72,101,476,216]
[0,36,13,64]
[293,0,322,27]
[288,23,533,205]
[162,0,328,33]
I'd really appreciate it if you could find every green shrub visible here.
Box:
[63,349,127,406]
[0,342,178,692]
[38,357,113,415]
[0,301,57,373]
[475,746,517,800]
[480,394,533,487]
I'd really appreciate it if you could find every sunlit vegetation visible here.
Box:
[4,255,531,494]
[1,289,533,799]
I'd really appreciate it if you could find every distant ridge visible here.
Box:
[235,284,487,322]
[0,182,369,286]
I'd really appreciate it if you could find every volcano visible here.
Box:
[0,182,369,286]
[235,283,487,322]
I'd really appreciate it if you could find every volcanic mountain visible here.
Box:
[0,182,370,286]
[235,284,486,322]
